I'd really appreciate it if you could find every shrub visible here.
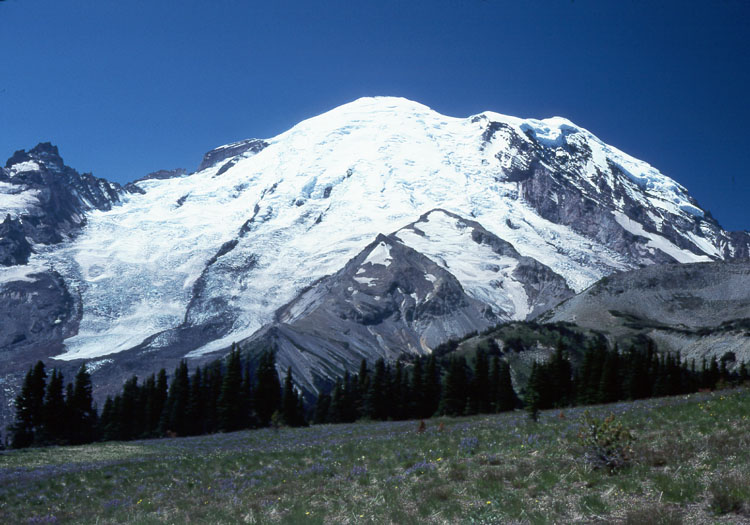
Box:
[708,473,748,515]
[577,411,634,471]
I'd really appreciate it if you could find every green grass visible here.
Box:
[2,388,750,523]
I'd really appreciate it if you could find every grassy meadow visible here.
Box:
[1,388,749,524]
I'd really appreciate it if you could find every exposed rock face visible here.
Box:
[542,260,750,363]
[197,139,269,172]
[0,142,123,265]
[236,210,574,394]
[241,233,499,393]
[477,118,750,265]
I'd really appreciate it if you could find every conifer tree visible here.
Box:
[218,345,245,431]
[254,349,281,426]
[473,349,490,413]
[525,361,542,421]
[598,348,621,403]
[186,367,204,436]
[496,359,517,412]
[365,358,388,420]
[10,361,47,448]
[119,376,140,440]
[68,365,97,444]
[422,354,441,418]
[40,369,66,445]
[161,361,190,436]
[410,358,425,418]
[313,391,331,424]
[441,357,468,416]
[282,367,304,426]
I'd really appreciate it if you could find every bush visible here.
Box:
[577,411,634,472]
[708,473,748,515]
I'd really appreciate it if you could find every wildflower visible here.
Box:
[486,501,491,504]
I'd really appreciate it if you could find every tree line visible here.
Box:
[5,337,748,449]
[6,345,304,448]
[524,340,747,419]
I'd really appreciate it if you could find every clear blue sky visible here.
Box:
[1,0,748,230]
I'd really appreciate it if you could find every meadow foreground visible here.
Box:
[1,388,749,524]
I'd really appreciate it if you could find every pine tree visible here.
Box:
[551,340,573,407]
[186,368,204,435]
[599,348,621,403]
[740,361,749,383]
[161,361,190,436]
[525,361,542,422]
[68,365,97,444]
[409,358,424,419]
[282,367,304,426]
[365,358,388,420]
[119,376,140,440]
[313,391,331,424]
[254,349,281,426]
[496,360,517,412]
[473,350,490,414]
[422,354,441,418]
[40,369,66,445]
[441,357,468,417]
[10,361,47,448]
[218,345,245,432]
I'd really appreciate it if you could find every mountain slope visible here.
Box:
[0,143,124,265]
[542,260,750,363]
[20,97,746,364]
[239,210,574,392]
[1,96,749,424]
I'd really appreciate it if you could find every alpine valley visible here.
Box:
[1,97,749,428]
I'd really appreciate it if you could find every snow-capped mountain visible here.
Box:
[1,97,749,418]
[0,142,123,265]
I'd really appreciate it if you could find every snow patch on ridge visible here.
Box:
[396,210,531,320]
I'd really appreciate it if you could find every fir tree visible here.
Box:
[365,358,388,420]
[441,357,468,417]
[218,345,245,432]
[313,391,331,424]
[68,365,97,444]
[281,367,304,426]
[254,349,281,426]
[161,361,190,436]
[525,361,542,422]
[496,359,517,412]
[10,361,47,448]
[40,369,66,445]
[473,350,490,413]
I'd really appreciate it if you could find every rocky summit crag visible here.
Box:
[1,97,748,426]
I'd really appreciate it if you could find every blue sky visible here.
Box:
[1,0,748,230]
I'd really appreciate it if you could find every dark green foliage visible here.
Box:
[10,361,46,448]
[68,365,98,444]
[281,367,305,427]
[254,349,281,426]
[365,359,388,419]
[441,357,469,416]
[218,345,246,432]
[161,361,189,436]
[494,357,517,412]
[39,369,66,445]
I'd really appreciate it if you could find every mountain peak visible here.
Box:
[5,142,64,171]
